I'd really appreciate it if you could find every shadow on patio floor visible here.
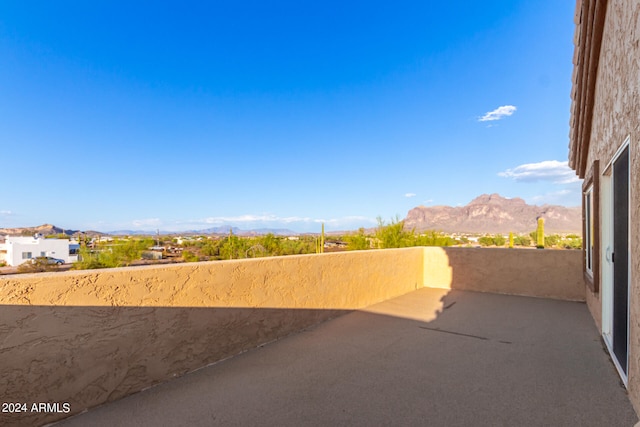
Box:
[57,288,638,426]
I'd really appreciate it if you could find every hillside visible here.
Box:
[404,194,581,234]
[0,224,77,237]
[0,224,297,237]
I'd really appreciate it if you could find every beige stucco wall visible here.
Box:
[0,247,584,426]
[582,0,640,415]
[423,247,586,301]
[0,248,424,426]
[585,286,603,333]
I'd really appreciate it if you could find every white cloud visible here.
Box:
[186,214,377,231]
[530,188,581,206]
[132,218,162,227]
[404,193,417,198]
[0,210,12,215]
[479,105,517,122]
[314,216,376,225]
[498,160,579,184]
[202,214,313,224]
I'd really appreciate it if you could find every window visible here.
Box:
[582,159,599,293]
[40,251,46,257]
[22,252,32,260]
[584,186,594,276]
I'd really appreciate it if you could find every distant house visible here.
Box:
[0,235,79,266]
[568,0,640,410]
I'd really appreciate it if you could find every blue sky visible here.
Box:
[1,1,579,233]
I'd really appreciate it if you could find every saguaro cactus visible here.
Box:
[536,217,545,249]
[509,232,514,248]
[316,223,325,254]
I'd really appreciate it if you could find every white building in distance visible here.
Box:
[0,235,80,266]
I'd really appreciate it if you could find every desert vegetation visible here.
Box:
[73,238,155,269]
[179,233,318,261]
[342,217,458,250]
[17,258,63,273]
[345,217,582,250]
[17,217,580,273]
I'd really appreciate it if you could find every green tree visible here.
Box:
[375,216,415,248]
[219,235,250,259]
[73,238,153,270]
[260,233,282,256]
[346,228,370,250]
[73,247,113,269]
[200,240,221,257]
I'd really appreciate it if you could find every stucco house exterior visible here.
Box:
[0,235,79,266]
[569,0,640,413]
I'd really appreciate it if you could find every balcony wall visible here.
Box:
[0,247,584,426]
[424,247,586,301]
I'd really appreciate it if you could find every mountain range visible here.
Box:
[403,193,581,234]
[0,224,298,237]
[0,224,83,237]
[105,227,298,236]
[0,194,581,237]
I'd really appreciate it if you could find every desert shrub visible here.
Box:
[182,250,199,262]
[493,234,506,247]
[416,231,456,246]
[280,236,316,255]
[45,234,70,239]
[562,235,583,249]
[18,258,60,273]
[544,234,560,248]
[514,235,532,246]
[478,236,494,246]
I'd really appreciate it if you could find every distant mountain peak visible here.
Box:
[469,193,526,206]
[405,194,580,234]
[0,224,78,236]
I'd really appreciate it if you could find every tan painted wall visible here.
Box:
[585,287,603,333]
[0,247,583,426]
[423,247,586,301]
[0,248,423,426]
[581,0,640,416]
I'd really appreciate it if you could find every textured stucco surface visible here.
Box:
[579,0,640,415]
[0,248,423,426]
[0,247,584,426]
[59,289,639,427]
[423,247,585,301]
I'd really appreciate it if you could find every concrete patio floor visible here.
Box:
[56,288,638,426]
